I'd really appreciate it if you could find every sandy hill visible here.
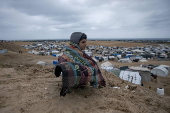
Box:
[0,42,29,53]
[0,41,170,113]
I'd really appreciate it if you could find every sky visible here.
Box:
[0,0,170,40]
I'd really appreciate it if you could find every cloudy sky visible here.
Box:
[0,0,170,40]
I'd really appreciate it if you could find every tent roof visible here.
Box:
[101,61,113,67]
[129,66,150,72]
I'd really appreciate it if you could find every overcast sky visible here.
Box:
[0,0,170,40]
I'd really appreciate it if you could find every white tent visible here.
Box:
[102,56,108,61]
[159,65,170,72]
[101,61,113,67]
[52,50,60,54]
[151,66,169,77]
[119,71,141,85]
[92,57,98,62]
[100,61,113,71]
[108,56,115,59]
[129,66,151,82]
[131,49,145,53]
[129,66,151,72]
[28,50,39,55]
[117,54,122,59]
[101,66,114,71]
[85,51,93,57]
[119,58,132,63]
[139,58,148,62]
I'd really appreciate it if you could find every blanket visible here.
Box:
[55,42,106,96]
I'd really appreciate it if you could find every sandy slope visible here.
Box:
[0,41,170,113]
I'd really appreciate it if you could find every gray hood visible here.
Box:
[70,32,84,45]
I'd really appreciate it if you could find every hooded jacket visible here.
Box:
[70,32,87,45]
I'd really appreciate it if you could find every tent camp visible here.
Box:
[151,66,169,77]
[119,71,141,85]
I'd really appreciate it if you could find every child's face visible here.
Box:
[78,39,87,50]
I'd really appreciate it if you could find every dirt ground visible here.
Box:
[0,41,170,113]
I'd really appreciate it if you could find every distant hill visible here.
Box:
[0,42,29,53]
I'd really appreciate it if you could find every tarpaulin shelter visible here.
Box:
[119,71,141,85]
[151,66,169,77]
[129,66,151,82]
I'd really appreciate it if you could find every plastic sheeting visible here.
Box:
[101,66,114,71]
[151,66,169,77]
[119,71,141,85]
[129,66,150,72]
[101,61,113,67]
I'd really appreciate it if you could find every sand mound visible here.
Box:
[0,41,170,113]
[0,64,170,113]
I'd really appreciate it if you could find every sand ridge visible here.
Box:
[0,41,170,113]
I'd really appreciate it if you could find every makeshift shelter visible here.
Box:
[159,65,170,72]
[110,69,121,77]
[94,56,100,60]
[129,66,151,82]
[120,66,129,70]
[119,58,132,63]
[85,51,93,57]
[117,54,122,59]
[108,56,115,60]
[100,61,114,71]
[101,66,114,71]
[131,49,145,53]
[159,53,168,58]
[119,71,141,85]
[102,56,108,61]
[51,50,60,54]
[101,61,113,67]
[139,58,148,62]
[141,54,153,59]
[92,57,98,62]
[151,66,169,77]
[28,50,39,55]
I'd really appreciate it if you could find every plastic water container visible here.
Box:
[53,61,58,65]
[157,88,164,95]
